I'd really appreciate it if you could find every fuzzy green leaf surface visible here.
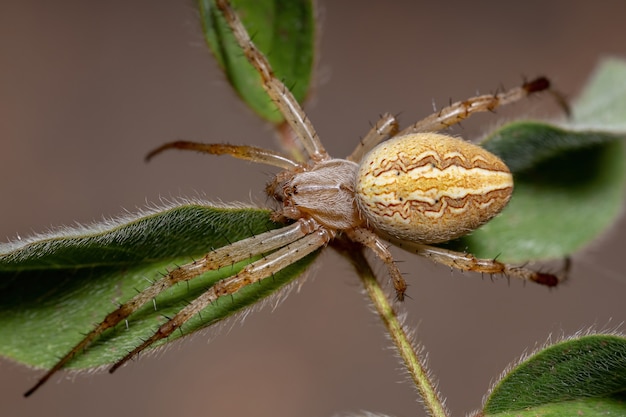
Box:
[0,204,318,369]
[447,59,626,262]
[198,0,314,123]
[483,335,626,416]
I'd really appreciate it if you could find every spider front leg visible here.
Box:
[109,226,333,373]
[24,219,317,397]
[392,240,561,287]
[216,0,328,162]
[146,141,300,170]
[398,77,551,135]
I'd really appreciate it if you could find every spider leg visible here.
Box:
[109,226,334,373]
[216,0,328,162]
[145,141,300,170]
[24,219,318,397]
[392,241,561,287]
[346,228,407,301]
[397,77,552,136]
[347,113,399,163]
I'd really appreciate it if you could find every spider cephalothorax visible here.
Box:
[268,159,364,230]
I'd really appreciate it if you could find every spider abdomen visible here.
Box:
[355,132,513,243]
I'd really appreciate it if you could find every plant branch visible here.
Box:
[332,238,450,417]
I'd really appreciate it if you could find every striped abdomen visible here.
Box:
[355,132,513,243]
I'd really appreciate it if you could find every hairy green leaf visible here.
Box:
[483,334,626,416]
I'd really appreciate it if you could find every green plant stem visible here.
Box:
[334,239,450,417]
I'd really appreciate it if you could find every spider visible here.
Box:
[24,0,560,397]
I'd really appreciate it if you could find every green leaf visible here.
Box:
[570,58,626,132]
[483,334,626,416]
[198,0,315,123]
[0,203,318,369]
[483,395,626,417]
[446,59,626,262]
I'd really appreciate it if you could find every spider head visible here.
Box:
[266,169,298,204]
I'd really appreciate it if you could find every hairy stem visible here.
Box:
[333,239,450,417]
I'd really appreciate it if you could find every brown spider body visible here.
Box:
[269,131,513,246]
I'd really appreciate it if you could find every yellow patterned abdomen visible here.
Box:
[355,132,513,243]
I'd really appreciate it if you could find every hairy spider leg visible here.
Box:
[109,227,334,373]
[348,113,400,163]
[24,219,318,397]
[391,240,561,286]
[216,0,328,162]
[347,78,551,164]
[346,228,408,300]
[145,142,300,169]
[398,77,552,135]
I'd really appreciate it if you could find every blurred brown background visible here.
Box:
[1,1,625,416]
